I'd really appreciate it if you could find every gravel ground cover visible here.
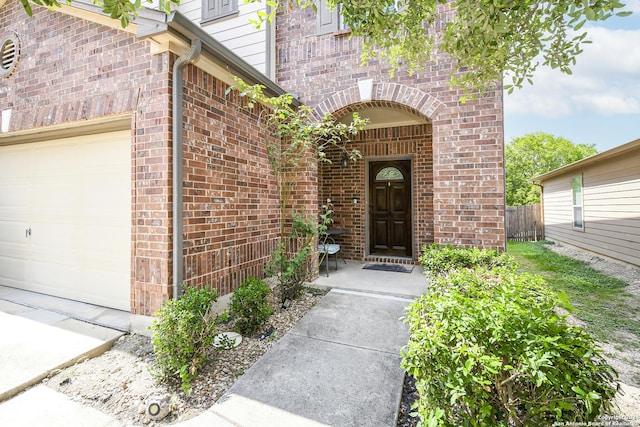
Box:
[39,243,640,426]
[44,287,325,425]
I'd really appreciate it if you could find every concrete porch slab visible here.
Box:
[311,260,428,298]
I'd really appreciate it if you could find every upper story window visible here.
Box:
[317,1,348,35]
[317,1,402,35]
[202,0,238,24]
[571,175,584,231]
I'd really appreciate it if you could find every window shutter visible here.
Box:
[220,0,234,15]
[203,0,217,21]
[202,0,237,22]
[317,0,339,35]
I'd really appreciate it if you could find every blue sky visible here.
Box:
[503,1,640,152]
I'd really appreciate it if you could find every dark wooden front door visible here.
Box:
[369,160,412,257]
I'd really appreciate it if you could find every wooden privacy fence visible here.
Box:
[506,204,544,242]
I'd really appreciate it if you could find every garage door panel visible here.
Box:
[84,224,130,252]
[0,149,30,176]
[0,219,30,287]
[32,177,81,214]
[0,182,30,211]
[0,160,30,222]
[0,130,131,311]
[83,269,130,309]
[31,142,80,172]
[0,255,28,284]
[30,260,79,302]
[0,221,31,244]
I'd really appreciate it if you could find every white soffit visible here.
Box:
[338,107,428,130]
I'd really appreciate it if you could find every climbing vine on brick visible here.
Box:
[228,77,366,302]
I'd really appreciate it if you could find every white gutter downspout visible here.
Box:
[172,39,202,300]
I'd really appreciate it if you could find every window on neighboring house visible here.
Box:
[572,175,584,230]
[202,0,238,24]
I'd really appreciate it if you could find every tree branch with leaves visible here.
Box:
[20,0,632,92]
[246,0,632,94]
[505,132,597,206]
[19,0,175,27]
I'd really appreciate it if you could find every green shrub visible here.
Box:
[230,277,273,335]
[419,243,516,278]
[268,243,313,303]
[150,285,218,394]
[268,212,316,303]
[402,267,619,426]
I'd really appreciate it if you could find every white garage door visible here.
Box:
[0,130,131,311]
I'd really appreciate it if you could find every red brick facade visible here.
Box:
[1,0,504,316]
[181,66,281,298]
[276,7,506,255]
[1,3,171,315]
[0,2,282,315]
[320,124,433,262]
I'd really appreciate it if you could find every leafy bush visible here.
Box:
[419,243,516,278]
[150,285,218,394]
[402,267,619,426]
[268,243,313,303]
[268,212,316,303]
[230,277,273,335]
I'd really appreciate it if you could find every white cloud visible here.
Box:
[578,27,640,74]
[505,26,640,119]
[572,93,640,115]
[624,0,640,13]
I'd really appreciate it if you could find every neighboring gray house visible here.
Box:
[533,138,640,267]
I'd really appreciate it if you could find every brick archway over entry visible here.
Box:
[315,84,439,263]
[312,82,445,121]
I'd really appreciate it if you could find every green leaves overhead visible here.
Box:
[20,0,632,91]
[246,0,631,93]
[20,0,177,28]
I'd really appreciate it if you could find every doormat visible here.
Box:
[362,263,414,273]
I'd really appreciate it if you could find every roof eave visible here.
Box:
[138,11,296,103]
[45,1,295,103]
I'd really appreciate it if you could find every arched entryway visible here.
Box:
[318,97,434,262]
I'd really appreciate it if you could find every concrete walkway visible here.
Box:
[209,289,412,426]
[0,262,427,426]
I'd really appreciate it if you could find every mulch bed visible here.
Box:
[396,374,419,427]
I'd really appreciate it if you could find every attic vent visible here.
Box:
[0,34,19,78]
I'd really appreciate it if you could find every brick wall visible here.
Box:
[181,65,282,296]
[0,3,174,314]
[0,4,287,315]
[276,6,505,253]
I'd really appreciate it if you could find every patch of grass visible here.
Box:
[507,241,640,344]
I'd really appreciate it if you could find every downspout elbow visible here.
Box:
[172,39,202,300]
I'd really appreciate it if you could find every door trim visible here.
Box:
[365,155,414,259]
